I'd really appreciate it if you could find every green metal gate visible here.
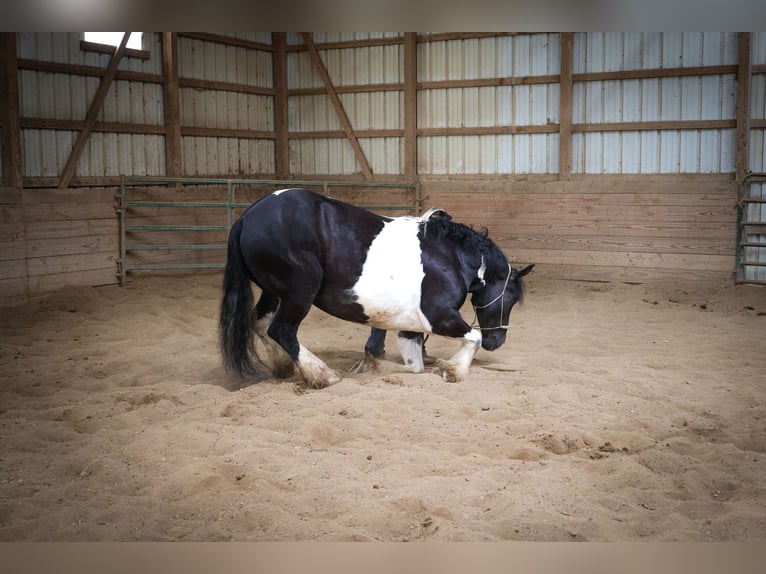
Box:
[115,177,418,285]
[736,173,766,285]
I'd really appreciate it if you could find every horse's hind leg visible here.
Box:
[252,291,294,378]
[267,297,341,389]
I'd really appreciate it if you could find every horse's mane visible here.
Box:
[421,218,508,278]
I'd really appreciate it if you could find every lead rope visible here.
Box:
[470,263,512,331]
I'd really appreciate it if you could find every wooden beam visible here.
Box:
[178,32,275,52]
[404,32,417,182]
[179,77,274,96]
[286,36,403,52]
[0,33,22,188]
[21,117,167,135]
[736,32,751,185]
[289,82,402,96]
[572,119,736,132]
[272,33,289,179]
[18,58,163,83]
[573,65,737,83]
[58,32,130,189]
[301,32,373,181]
[559,33,573,181]
[162,32,182,180]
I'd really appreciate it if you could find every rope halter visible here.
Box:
[471,263,512,331]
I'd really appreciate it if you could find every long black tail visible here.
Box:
[219,217,258,377]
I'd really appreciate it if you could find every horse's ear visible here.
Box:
[516,264,535,278]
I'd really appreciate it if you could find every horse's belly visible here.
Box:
[348,217,432,333]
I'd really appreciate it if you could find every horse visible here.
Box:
[352,206,454,373]
[219,188,533,388]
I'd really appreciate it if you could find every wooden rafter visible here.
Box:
[0,32,22,188]
[162,32,182,180]
[301,32,373,181]
[559,32,573,181]
[58,32,130,189]
[404,32,417,182]
[272,33,289,179]
[736,32,751,185]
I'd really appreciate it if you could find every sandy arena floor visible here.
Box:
[1,272,765,541]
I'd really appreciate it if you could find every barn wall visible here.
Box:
[0,187,117,305]
[1,32,765,305]
[420,175,738,282]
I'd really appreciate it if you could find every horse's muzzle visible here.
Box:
[481,331,506,351]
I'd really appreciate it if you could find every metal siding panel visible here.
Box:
[623,33,642,71]
[585,133,602,173]
[720,129,735,172]
[586,33,604,73]
[643,33,662,69]
[513,35,529,75]
[699,130,720,173]
[547,33,560,75]
[640,131,659,173]
[514,134,529,174]
[679,131,699,172]
[571,133,585,174]
[497,86,512,126]
[621,131,641,173]
[663,33,683,68]
[478,37,496,79]
[464,87,478,127]
[701,76,722,120]
[447,40,462,80]
[478,86,495,127]
[497,135,512,173]
[660,131,680,173]
[603,132,621,173]
[447,88,462,128]
[496,36,513,76]
[572,33,587,74]
[513,85,529,125]
[530,133,547,173]
[463,39,479,80]
[572,82,585,124]
[661,77,681,120]
[480,134,496,174]
[682,32,703,67]
[623,79,640,122]
[463,135,478,174]
[604,33,622,72]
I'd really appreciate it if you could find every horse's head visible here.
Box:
[472,263,534,351]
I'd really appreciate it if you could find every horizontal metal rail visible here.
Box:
[116,176,418,284]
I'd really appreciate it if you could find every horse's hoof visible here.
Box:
[348,353,378,374]
[434,359,460,383]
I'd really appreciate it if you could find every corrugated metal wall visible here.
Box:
[572,32,738,174]
[12,32,761,182]
[418,34,560,174]
[178,32,275,176]
[287,32,403,176]
[17,32,166,178]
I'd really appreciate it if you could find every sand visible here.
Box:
[1,272,765,541]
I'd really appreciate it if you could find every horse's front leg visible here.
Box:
[396,331,425,373]
[436,329,482,382]
[429,313,482,383]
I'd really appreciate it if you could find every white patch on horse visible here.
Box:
[271,188,301,197]
[296,344,340,388]
[397,334,424,373]
[477,256,486,286]
[350,217,432,333]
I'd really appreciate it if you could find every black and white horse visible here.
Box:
[219,188,533,388]
[353,205,453,373]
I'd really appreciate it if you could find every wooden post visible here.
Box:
[58,33,130,189]
[0,33,22,188]
[272,33,289,179]
[404,32,417,183]
[301,32,374,181]
[559,32,573,181]
[162,32,182,180]
[736,32,751,185]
